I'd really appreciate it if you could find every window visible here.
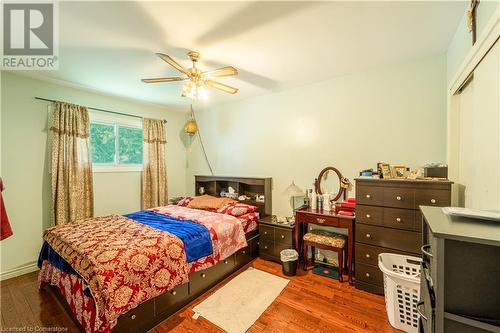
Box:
[90,119,143,171]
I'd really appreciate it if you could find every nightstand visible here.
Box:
[259,216,295,263]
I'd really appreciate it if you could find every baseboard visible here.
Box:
[0,261,39,281]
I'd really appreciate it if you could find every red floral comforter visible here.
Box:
[42,214,189,331]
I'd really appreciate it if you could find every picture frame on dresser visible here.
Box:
[354,177,452,294]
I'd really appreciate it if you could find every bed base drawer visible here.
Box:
[155,283,189,318]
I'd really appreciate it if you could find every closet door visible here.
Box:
[458,41,499,210]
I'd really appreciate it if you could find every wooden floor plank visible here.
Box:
[0,259,399,332]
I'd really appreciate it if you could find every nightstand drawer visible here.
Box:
[260,240,273,256]
[356,205,383,225]
[259,225,274,242]
[274,228,292,245]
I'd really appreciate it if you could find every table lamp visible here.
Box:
[284,180,305,213]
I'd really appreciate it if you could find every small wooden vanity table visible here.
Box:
[295,208,355,285]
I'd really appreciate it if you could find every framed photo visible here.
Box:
[392,165,407,179]
[380,163,392,179]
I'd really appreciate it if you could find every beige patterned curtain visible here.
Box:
[142,118,168,209]
[50,102,94,225]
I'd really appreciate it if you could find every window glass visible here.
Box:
[118,126,143,164]
[90,123,115,164]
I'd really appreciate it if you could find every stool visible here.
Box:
[302,229,347,282]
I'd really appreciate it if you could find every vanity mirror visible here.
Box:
[314,167,349,202]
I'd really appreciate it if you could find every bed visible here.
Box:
[38,176,271,333]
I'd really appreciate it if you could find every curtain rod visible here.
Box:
[35,97,167,123]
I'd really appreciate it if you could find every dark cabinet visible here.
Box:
[420,206,500,333]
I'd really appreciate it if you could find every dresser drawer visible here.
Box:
[274,227,292,245]
[259,225,274,242]
[383,187,415,209]
[356,186,384,206]
[356,243,416,266]
[356,224,421,254]
[383,207,417,231]
[355,262,383,286]
[415,189,450,207]
[356,205,383,226]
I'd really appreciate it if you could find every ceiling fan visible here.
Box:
[142,51,239,99]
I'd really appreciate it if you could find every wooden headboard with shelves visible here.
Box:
[194,176,272,217]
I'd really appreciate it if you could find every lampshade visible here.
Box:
[284,181,304,197]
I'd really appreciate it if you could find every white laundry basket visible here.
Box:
[378,253,422,333]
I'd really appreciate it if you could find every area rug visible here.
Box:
[192,267,289,333]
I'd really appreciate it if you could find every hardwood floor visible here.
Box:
[1,259,399,332]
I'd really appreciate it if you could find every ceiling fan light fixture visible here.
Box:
[143,51,238,98]
[182,80,209,100]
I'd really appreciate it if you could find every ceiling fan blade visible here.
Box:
[141,77,186,83]
[156,53,190,76]
[205,80,239,94]
[204,66,238,78]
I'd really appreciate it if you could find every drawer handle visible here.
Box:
[264,245,268,249]
[366,233,371,239]
[366,214,371,219]
[257,242,260,246]
[171,290,177,296]
[421,244,433,258]
[316,218,325,224]
[365,254,371,259]
[430,199,436,204]
[365,273,370,278]
[365,194,371,199]
[201,273,206,278]
[264,231,267,235]
[281,234,285,239]
[396,196,402,201]
[130,314,137,320]
[224,260,229,264]
[242,250,246,254]
[417,301,428,321]
[396,217,402,222]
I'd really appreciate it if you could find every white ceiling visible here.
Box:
[28,1,467,109]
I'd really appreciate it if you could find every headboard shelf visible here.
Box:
[195,175,272,217]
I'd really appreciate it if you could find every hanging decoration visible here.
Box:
[184,104,214,175]
[184,105,198,136]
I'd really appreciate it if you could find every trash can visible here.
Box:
[280,249,298,276]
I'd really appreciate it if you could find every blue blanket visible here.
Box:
[124,210,213,263]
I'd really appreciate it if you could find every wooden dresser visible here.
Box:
[354,178,452,294]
